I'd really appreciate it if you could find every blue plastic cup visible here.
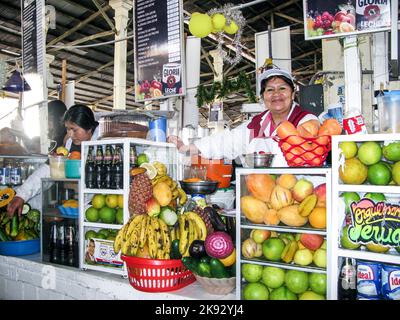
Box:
[147,117,167,142]
[65,159,81,178]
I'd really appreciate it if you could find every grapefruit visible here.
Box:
[262,238,285,261]
[339,141,358,159]
[299,291,325,300]
[117,195,124,208]
[243,282,269,300]
[367,163,391,185]
[339,158,367,184]
[357,141,382,165]
[269,286,297,300]
[85,206,99,222]
[261,266,285,289]
[99,207,116,224]
[340,226,361,250]
[285,270,309,294]
[105,194,119,208]
[92,194,106,209]
[309,273,327,295]
[241,263,263,283]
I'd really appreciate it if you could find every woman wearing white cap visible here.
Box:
[168,67,319,167]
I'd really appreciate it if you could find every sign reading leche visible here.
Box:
[162,63,182,96]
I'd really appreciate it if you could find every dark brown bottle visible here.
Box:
[338,257,357,300]
[103,145,114,189]
[85,146,95,189]
[111,145,123,189]
[94,145,104,189]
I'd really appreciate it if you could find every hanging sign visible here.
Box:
[133,0,185,102]
[303,0,392,41]
[346,198,400,247]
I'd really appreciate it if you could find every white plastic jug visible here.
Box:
[377,91,400,133]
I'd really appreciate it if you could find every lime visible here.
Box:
[383,142,400,161]
[96,233,106,239]
[340,192,360,214]
[285,270,309,294]
[363,192,386,202]
[106,235,116,241]
[367,162,391,185]
[340,226,361,250]
[116,208,124,224]
[241,263,263,283]
[85,230,97,240]
[137,153,149,166]
[357,141,382,165]
[140,163,157,179]
[261,266,285,289]
[99,207,116,224]
[339,141,358,159]
[309,273,327,295]
[97,229,110,238]
[85,206,99,222]
[299,291,325,300]
[269,286,297,300]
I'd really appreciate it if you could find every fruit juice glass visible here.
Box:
[49,155,66,179]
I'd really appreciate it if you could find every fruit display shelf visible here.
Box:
[79,138,178,277]
[331,133,400,300]
[235,167,333,300]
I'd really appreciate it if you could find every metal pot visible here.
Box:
[179,180,219,195]
[243,153,275,168]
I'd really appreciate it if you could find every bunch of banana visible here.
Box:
[113,214,171,259]
[176,211,207,257]
[152,161,167,177]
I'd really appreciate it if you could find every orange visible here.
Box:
[308,207,326,229]
[68,151,81,159]
[219,248,236,267]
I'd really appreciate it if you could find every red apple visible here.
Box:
[314,183,326,207]
[292,179,314,202]
[146,197,161,217]
[334,11,355,27]
[250,229,271,244]
[300,234,324,251]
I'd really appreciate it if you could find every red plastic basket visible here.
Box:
[121,255,196,292]
[276,135,331,167]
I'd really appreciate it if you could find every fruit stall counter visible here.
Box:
[0,253,236,300]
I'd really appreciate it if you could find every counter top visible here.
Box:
[0,254,236,300]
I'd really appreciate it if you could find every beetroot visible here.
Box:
[205,231,234,259]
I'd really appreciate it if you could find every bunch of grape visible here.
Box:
[314,11,334,30]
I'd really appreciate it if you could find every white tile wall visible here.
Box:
[0,255,236,300]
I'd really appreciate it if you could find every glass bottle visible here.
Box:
[103,145,113,189]
[111,145,123,189]
[94,145,104,189]
[49,221,59,264]
[85,146,95,189]
[129,146,137,170]
[338,257,357,300]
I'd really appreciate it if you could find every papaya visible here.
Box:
[245,174,275,203]
[277,205,308,227]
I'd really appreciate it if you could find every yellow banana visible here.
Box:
[170,180,178,191]
[178,215,189,255]
[175,223,180,240]
[147,218,158,258]
[158,218,171,256]
[156,248,165,259]
[183,218,195,257]
[172,189,179,200]
[185,211,207,240]
[121,238,131,255]
[177,188,187,205]
[129,228,140,256]
[138,215,149,248]
[170,226,176,241]
[113,229,124,253]
[125,215,144,240]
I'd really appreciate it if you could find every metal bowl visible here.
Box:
[179,180,219,195]
[244,153,275,168]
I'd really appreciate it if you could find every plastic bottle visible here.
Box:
[342,108,368,135]
[85,146,95,189]
[338,257,357,300]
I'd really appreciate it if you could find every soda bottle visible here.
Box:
[57,222,67,265]
[129,146,137,170]
[103,145,114,189]
[338,257,357,300]
[85,146,95,189]
[65,224,76,267]
[111,145,123,189]
[94,145,104,189]
[49,221,59,263]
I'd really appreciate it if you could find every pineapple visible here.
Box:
[128,173,153,216]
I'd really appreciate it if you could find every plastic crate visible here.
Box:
[121,255,195,292]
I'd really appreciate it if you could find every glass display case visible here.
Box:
[40,178,80,268]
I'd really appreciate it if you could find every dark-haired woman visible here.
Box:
[7,104,99,217]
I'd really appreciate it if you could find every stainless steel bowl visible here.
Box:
[243,153,275,168]
[179,180,219,195]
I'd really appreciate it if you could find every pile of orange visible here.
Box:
[68,151,81,160]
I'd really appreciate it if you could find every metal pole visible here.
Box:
[231,0,268,10]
